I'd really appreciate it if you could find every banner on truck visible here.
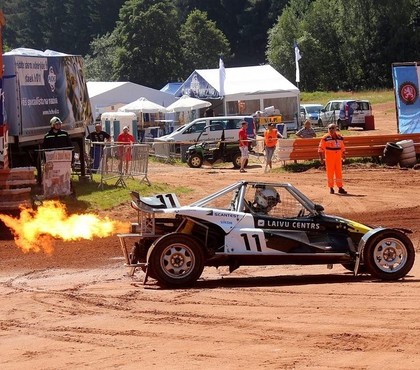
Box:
[391,62,420,133]
[3,52,93,137]
[43,150,72,197]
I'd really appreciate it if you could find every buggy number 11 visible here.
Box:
[118,181,415,288]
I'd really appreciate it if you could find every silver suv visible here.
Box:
[319,99,372,129]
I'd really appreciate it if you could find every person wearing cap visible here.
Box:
[296,119,316,139]
[318,123,347,194]
[43,116,73,150]
[238,120,249,173]
[116,126,135,174]
[264,122,283,172]
[86,123,111,171]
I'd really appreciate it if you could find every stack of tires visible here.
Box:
[382,142,403,166]
[397,139,417,168]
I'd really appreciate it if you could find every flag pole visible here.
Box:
[219,56,226,114]
[294,41,302,88]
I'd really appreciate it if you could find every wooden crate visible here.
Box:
[0,167,36,210]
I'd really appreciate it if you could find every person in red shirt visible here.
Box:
[318,123,347,194]
[116,126,135,174]
[238,120,249,173]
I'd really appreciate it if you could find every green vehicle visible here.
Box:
[186,124,244,168]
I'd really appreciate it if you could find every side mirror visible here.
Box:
[314,204,324,213]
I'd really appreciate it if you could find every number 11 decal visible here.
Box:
[240,233,262,252]
[156,194,179,208]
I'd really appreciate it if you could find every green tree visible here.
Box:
[84,33,118,81]
[236,0,288,65]
[176,0,286,66]
[3,0,45,50]
[179,9,230,73]
[266,0,310,86]
[2,0,125,54]
[301,0,345,91]
[113,0,183,88]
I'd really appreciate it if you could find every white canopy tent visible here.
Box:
[176,65,300,129]
[87,81,177,118]
[166,95,211,112]
[118,97,167,130]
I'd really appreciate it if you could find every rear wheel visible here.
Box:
[337,120,348,130]
[187,154,203,168]
[147,233,205,287]
[363,230,415,280]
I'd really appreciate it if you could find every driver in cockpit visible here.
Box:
[250,186,280,214]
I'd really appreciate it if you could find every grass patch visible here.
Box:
[61,175,191,212]
[300,89,394,105]
[276,157,383,173]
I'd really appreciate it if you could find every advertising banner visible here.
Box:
[3,53,93,137]
[391,62,420,133]
[43,150,72,197]
[178,72,221,99]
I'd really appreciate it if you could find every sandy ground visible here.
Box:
[1,102,420,370]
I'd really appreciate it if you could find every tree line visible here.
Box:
[2,0,419,91]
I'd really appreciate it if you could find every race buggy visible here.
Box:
[118,181,415,288]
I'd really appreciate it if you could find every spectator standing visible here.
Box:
[86,123,111,171]
[264,123,282,172]
[238,120,249,173]
[116,126,135,174]
[43,116,72,150]
[296,119,317,138]
[318,123,347,194]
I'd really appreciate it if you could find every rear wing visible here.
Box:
[130,191,181,212]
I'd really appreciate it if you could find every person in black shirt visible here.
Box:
[86,123,111,171]
[43,116,73,150]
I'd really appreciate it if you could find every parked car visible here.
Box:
[319,100,372,130]
[185,125,243,168]
[121,181,415,288]
[154,116,255,143]
[300,104,324,126]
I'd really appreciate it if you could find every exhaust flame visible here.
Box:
[0,200,130,254]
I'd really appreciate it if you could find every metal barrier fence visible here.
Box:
[93,143,151,189]
[152,141,175,162]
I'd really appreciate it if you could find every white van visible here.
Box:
[154,116,255,143]
[319,100,372,129]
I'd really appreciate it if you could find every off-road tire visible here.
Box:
[147,233,205,288]
[363,230,415,280]
[187,154,203,168]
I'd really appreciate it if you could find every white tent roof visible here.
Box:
[194,64,299,100]
[87,81,177,111]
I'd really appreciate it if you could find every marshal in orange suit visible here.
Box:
[318,123,347,194]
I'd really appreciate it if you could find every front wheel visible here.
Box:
[232,152,242,168]
[187,153,203,168]
[363,230,415,280]
[147,233,205,287]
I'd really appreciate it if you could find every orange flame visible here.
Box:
[0,200,130,254]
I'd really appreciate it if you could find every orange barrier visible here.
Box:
[275,133,420,162]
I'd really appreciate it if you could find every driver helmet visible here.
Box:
[254,186,280,212]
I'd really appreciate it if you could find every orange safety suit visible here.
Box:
[318,132,345,188]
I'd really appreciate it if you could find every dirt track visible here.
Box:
[1,102,420,369]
